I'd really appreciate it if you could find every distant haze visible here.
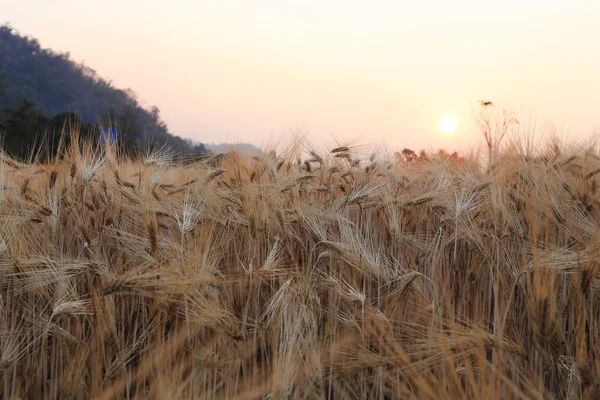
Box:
[3,0,600,152]
[206,143,263,155]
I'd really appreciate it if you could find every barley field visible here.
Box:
[1,133,600,399]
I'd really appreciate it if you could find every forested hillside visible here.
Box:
[0,23,207,158]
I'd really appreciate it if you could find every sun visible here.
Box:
[439,115,458,134]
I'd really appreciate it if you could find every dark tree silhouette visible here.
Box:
[0,23,208,157]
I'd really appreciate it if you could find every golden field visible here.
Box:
[1,132,600,399]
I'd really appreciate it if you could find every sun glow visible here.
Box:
[439,115,458,134]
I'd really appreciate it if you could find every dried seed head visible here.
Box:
[205,169,226,183]
[146,214,159,257]
[331,146,350,154]
[39,206,53,216]
[20,178,30,196]
[49,170,58,189]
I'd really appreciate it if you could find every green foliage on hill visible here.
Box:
[0,23,208,159]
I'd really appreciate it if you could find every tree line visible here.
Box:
[0,23,208,159]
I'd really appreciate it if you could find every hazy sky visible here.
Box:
[3,0,600,151]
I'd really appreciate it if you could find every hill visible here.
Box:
[0,23,207,157]
[206,142,263,155]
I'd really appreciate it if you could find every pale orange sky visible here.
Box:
[4,1,600,152]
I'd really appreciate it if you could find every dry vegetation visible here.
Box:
[2,130,600,399]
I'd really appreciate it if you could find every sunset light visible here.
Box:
[4,1,599,150]
[439,115,458,134]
